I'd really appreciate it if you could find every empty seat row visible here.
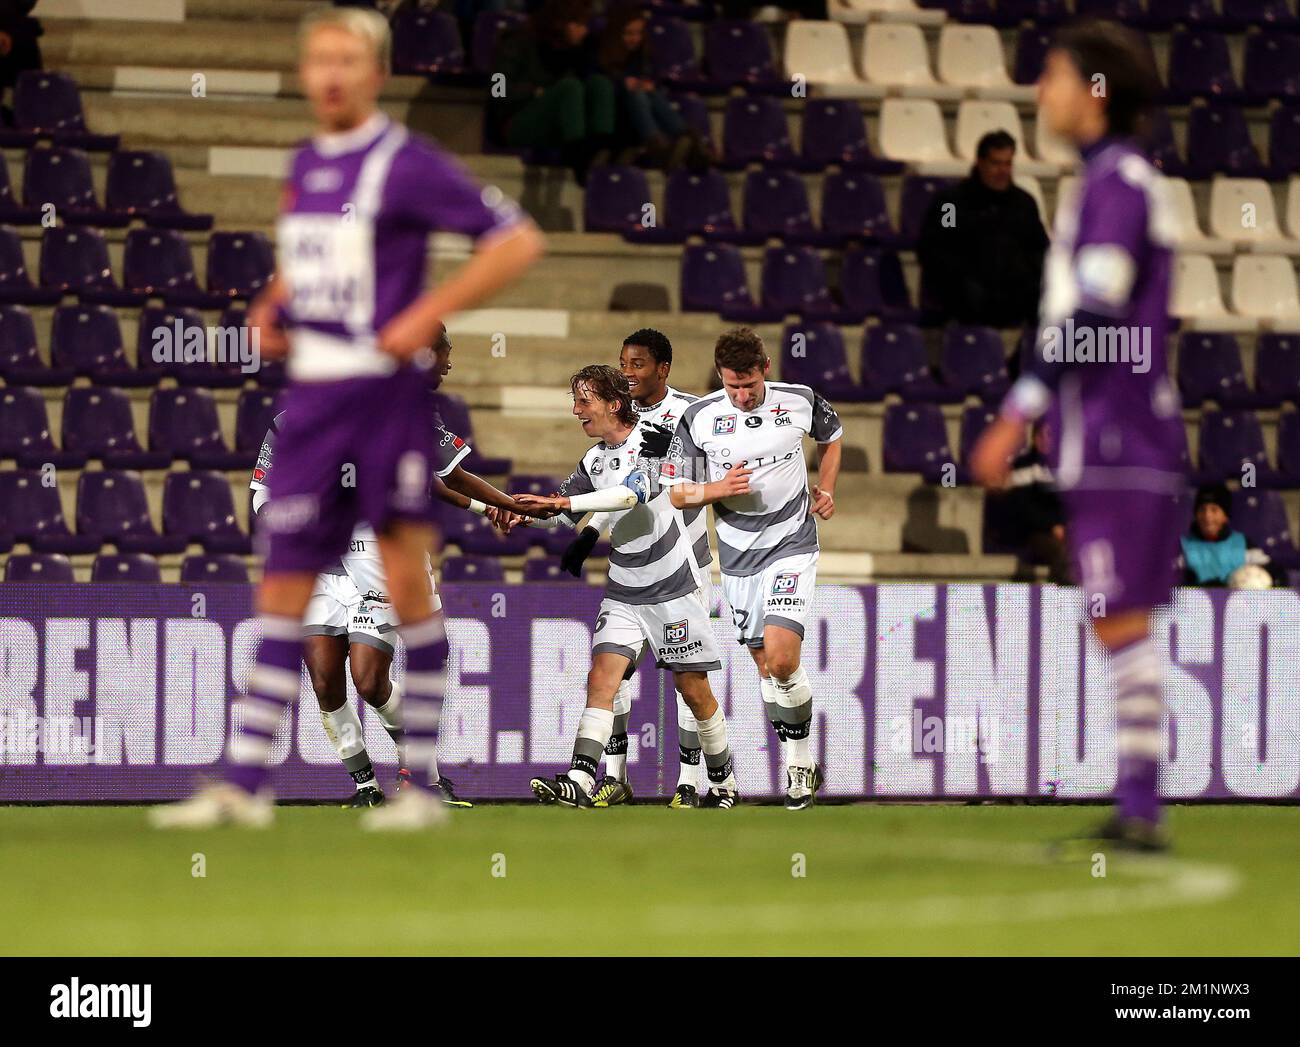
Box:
[3,552,250,583]
[1173,253,1300,329]
[857,0,1300,33]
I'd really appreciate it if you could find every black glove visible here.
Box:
[638,422,673,460]
[560,526,600,577]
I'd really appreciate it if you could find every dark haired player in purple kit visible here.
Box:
[972,21,1185,851]
[151,7,543,831]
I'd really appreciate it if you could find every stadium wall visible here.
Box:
[0,584,1297,802]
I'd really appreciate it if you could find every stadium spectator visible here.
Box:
[597,4,709,171]
[918,130,1048,329]
[1179,484,1283,588]
[0,0,41,106]
[1004,422,1069,584]
[488,0,615,185]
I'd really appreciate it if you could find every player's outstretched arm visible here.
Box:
[441,464,551,518]
[378,223,545,359]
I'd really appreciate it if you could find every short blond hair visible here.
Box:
[300,6,391,70]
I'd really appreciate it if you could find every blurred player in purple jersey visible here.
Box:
[972,21,1185,850]
[152,7,543,831]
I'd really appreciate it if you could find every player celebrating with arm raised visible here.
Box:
[970,20,1185,851]
[516,365,740,809]
[660,328,842,810]
[561,329,716,808]
[151,6,543,831]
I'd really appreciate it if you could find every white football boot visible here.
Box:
[361,782,450,831]
[148,782,275,829]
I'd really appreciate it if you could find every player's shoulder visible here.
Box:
[1084,143,1158,203]
[681,388,728,427]
[767,381,818,406]
[270,410,286,431]
[664,386,700,407]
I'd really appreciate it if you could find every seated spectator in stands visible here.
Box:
[918,130,1048,329]
[1180,484,1284,588]
[597,4,709,171]
[0,0,41,110]
[488,0,615,185]
[1005,421,1069,584]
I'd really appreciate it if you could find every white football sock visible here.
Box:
[773,666,813,769]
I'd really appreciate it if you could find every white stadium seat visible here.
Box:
[861,23,959,99]
[829,0,945,25]
[1171,253,1257,331]
[954,101,1057,177]
[1286,176,1300,239]
[1164,177,1234,255]
[1231,255,1300,330]
[1208,178,1300,255]
[878,97,956,166]
[784,21,882,98]
[936,25,1035,102]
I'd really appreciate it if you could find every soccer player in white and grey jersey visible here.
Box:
[560,329,715,808]
[516,365,739,808]
[661,328,842,809]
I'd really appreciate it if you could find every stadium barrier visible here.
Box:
[0,583,1297,802]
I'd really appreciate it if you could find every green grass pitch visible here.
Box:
[1,803,1296,955]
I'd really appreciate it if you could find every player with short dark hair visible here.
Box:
[151,6,543,831]
[662,327,843,810]
[518,365,740,809]
[971,19,1184,850]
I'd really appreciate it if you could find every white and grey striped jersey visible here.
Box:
[634,386,711,574]
[558,425,699,605]
[660,381,843,577]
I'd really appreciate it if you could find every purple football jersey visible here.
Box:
[1005,138,1187,495]
[277,112,522,381]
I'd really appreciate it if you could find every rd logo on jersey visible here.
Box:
[664,620,689,644]
[714,415,737,435]
[772,572,800,596]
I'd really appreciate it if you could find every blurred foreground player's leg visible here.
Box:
[970,20,1183,851]
[151,5,541,831]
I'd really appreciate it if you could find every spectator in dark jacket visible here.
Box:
[918,130,1049,329]
[0,0,41,101]
[488,0,614,185]
[1179,484,1284,587]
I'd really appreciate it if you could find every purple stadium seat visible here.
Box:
[862,323,958,402]
[742,169,819,242]
[0,227,59,306]
[1168,31,1242,103]
[123,228,221,307]
[148,387,250,470]
[721,95,794,170]
[821,170,893,243]
[50,303,157,387]
[431,390,511,474]
[749,245,833,321]
[940,325,1010,401]
[1013,27,1053,85]
[665,168,742,240]
[882,402,956,482]
[136,304,202,382]
[40,226,143,306]
[221,304,282,387]
[778,322,865,402]
[1196,410,1275,485]
[1244,33,1300,104]
[1215,0,1300,31]
[1142,0,1218,29]
[1144,108,1188,178]
[23,146,128,227]
[704,20,781,91]
[0,304,72,385]
[92,552,162,583]
[0,469,100,553]
[1274,411,1300,486]
[584,165,651,235]
[440,554,506,583]
[0,386,84,468]
[1267,105,1300,178]
[1256,333,1300,405]
[523,557,588,583]
[470,10,526,75]
[680,242,756,315]
[998,0,1069,24]
[840,246,916,323]
[5,553,75,582]
[1233,489,1299,565]
[391,8,469,78]
[163,470,250,553]
[235,388,280,455]
[921,0,995,23]
[797,99,902,174]
[666,93,713,146]
[1186,104,1268,178]
[648,16,704,88]
[1177,332,1262,408]
[61,386,170,469]
[10,71,119,151]
[443,511,531,556]
[78,469,185,554]
[1074,0,1145,17]
[206,231,274,300]
[0,154,39,224]
[506,474,562,499]
[105,150,213,231]
[180,553,250,583]
[896,175,957,249]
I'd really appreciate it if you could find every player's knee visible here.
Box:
[308,672,344,711]
[350,665,387,705]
